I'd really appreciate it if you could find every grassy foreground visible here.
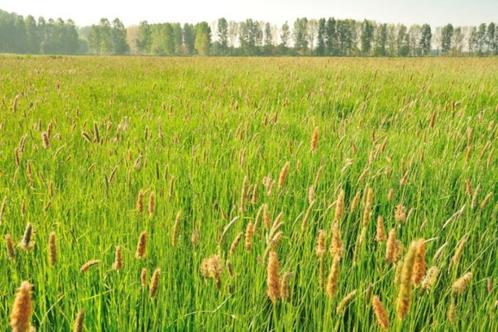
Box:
[0,56,497,331]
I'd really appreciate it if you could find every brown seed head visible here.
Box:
[244,222,255,251]
[396,240,418,320]
[278,161,290,189]
[80,259,100,273]
[135,231,147,259]
[372,295,389,330]
[113,245,123,271]
[412,239,426,285]
[149,268,161,297]
[73,310,85,332]
[10,281,33,332]
[311,126,319,152]
[148,191,155,216]
[48,232,57,267]
[376,216,386,242]
[452,272,473,294]
[326,256,341,298]
[6,234,16,260]
[267,251,281,302]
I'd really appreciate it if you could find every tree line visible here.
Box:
[1,9,497,56]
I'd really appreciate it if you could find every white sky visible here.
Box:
[1,0,496,27]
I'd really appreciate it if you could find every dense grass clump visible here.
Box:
[0,56,497,331]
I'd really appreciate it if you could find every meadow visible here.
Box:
[0,56,497,331]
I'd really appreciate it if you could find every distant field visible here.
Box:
[0,56,497,331]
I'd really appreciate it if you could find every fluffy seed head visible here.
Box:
[267,251,281,302]
[6,234,16,260]
[278,161,290,189]
[412,239,426,285]
[326,256,341,298]
[113,245,123,271]
[396,240,418,320]
[451,236,467,267]
[171,210,182,247]
[48,232,57,267]
[350,191,361,213]
[280,272,292,300]
[41,131,50,149]
[135,190,145,213]
[311,126,319,152]
[336,289,357,314]
[244,222,255,251]
[149,268,161,298]
[73,310,85,332]
[201,255,223,289]
[372,295,390,330]
[229,232,243,256]
[148,191,155,216]
[80,259,100,273]
[421,266,440,290]
[335,189,345,222]
[19,223,35,251]
[385,229,397,264]
[452,272,473,294]
[135,231,147,259]
[376,216,386,242]
[315,229,326,258]
[330,222,343,259]
[395,204,407,223]
[140,268,147,288]
[10,281,33,332]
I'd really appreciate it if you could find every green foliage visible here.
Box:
[0,56,497,331]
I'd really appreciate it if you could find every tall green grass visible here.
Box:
[0,56,497,331]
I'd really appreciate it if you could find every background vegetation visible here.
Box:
[1,8,497,56]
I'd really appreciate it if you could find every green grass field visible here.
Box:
[0,56,497,331]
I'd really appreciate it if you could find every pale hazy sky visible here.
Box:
[1,0,496,27]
